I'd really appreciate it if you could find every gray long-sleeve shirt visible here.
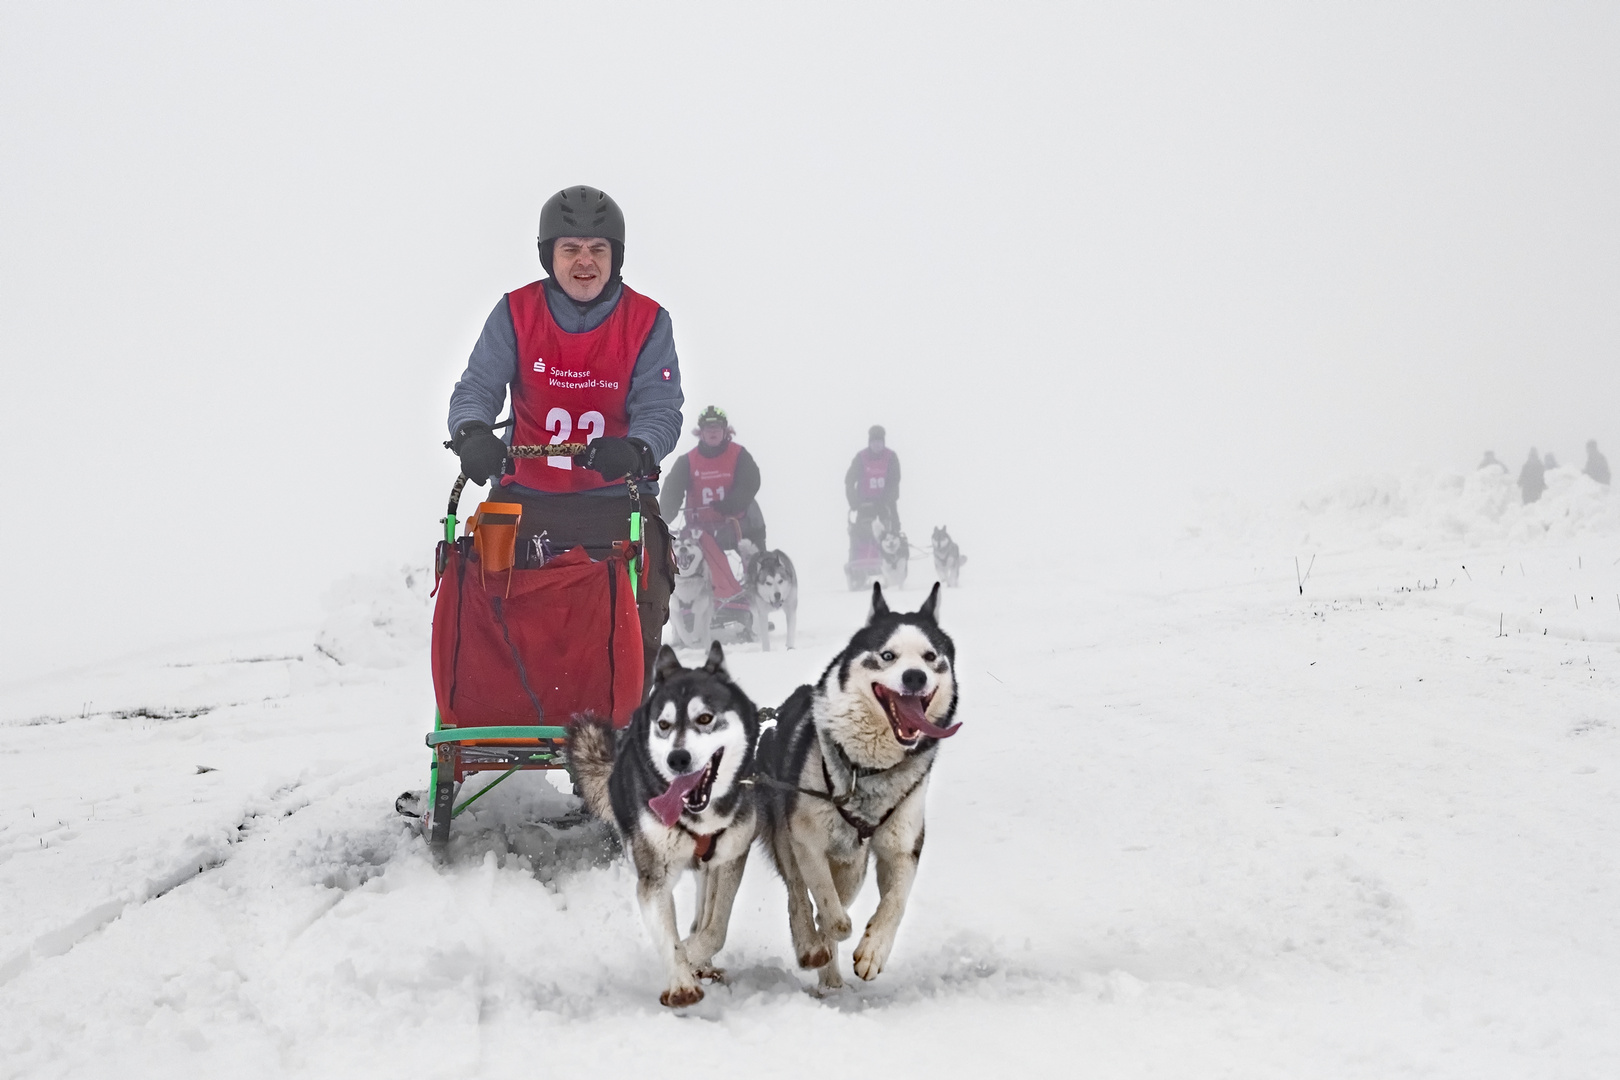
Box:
[447,279,684,496]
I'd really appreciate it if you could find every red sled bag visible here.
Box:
[431,545,643,729]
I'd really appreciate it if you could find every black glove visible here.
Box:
[450,421,507,485]
[575,436,654,481]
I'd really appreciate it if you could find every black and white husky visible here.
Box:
[567,643,760,1007]
[757,582,960,990]
[747,548,798,651]
[930,526,965,587]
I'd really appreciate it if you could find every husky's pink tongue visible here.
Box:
[893,694,961,739]
[647,768,706,827]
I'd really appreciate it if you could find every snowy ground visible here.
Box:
[4,467,1620,1078]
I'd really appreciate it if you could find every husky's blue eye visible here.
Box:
[880,650,896,662]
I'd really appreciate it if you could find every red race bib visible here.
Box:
[503,282,660,494]
[684,442,741,517]
[858,449,889,502]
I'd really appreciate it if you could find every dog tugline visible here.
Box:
[447,185,683,690]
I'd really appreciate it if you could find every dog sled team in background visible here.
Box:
[659,408,963,657]
[443,185,967,1004]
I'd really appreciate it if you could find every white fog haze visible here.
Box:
[5,5,1620,1075]
[4,3,1617,679]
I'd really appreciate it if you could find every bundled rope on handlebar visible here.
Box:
[507,443,587,458]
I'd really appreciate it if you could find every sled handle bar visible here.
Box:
[507,443,587,458]
[442,444,586,522]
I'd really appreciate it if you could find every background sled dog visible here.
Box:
[666,526,716,651]
[930,526,965,587]
[567,643,760,1007]
[757,582,960,990]
[876,521,909,590]
[747,549,798,651]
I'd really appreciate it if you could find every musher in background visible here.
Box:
[1518,447,1546,504]
[659,406,767,554]
[846,424,901,535]
[446,185,682,688]
[1585,439,1611,485]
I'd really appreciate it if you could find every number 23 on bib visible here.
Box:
[503,281,661,493]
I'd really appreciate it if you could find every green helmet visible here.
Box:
[697,405,728,427]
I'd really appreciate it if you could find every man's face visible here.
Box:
[553,236,613,302]
[700,423,727,448]
[869,437,884,454]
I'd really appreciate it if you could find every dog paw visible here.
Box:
[660,983,705,1008]
[852,927,894,981]
[797,942,832,969]
[694,966,727,983]
[818,911,853,941]
[815,967,845,993]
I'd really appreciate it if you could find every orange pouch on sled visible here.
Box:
[469,502,523,577]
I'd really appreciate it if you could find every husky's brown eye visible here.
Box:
[923,651,936,662]
[657,720,672,732]
[696,713,714,726]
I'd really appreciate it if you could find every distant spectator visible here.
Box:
[1585,439,1611,485]
[1519,448,1546,504]
[1544,451,1559,469]
[1478,450,1507,472]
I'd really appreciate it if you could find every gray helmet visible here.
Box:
[538,186,624,246]
[537,186,624,279]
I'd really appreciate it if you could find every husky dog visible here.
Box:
[667,526,716,651]
[747,549,798,651]
[877,521,909,590]
[567,643,760,1007]
[930,526,965,587]
[757,582,959,990]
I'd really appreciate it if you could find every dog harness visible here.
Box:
[503,281,661,494]
[747,710,927,843]
[818,760,925,842]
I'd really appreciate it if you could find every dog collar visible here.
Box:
[676,823,724,862]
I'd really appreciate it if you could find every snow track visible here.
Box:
[3,528,1620,1077]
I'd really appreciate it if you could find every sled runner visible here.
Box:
[417,443,648,852]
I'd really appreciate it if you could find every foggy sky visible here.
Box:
[3,2,1618,684]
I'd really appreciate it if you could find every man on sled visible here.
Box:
[660,405,767,555]
[446,184,683,690]
[657,406,765,644]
